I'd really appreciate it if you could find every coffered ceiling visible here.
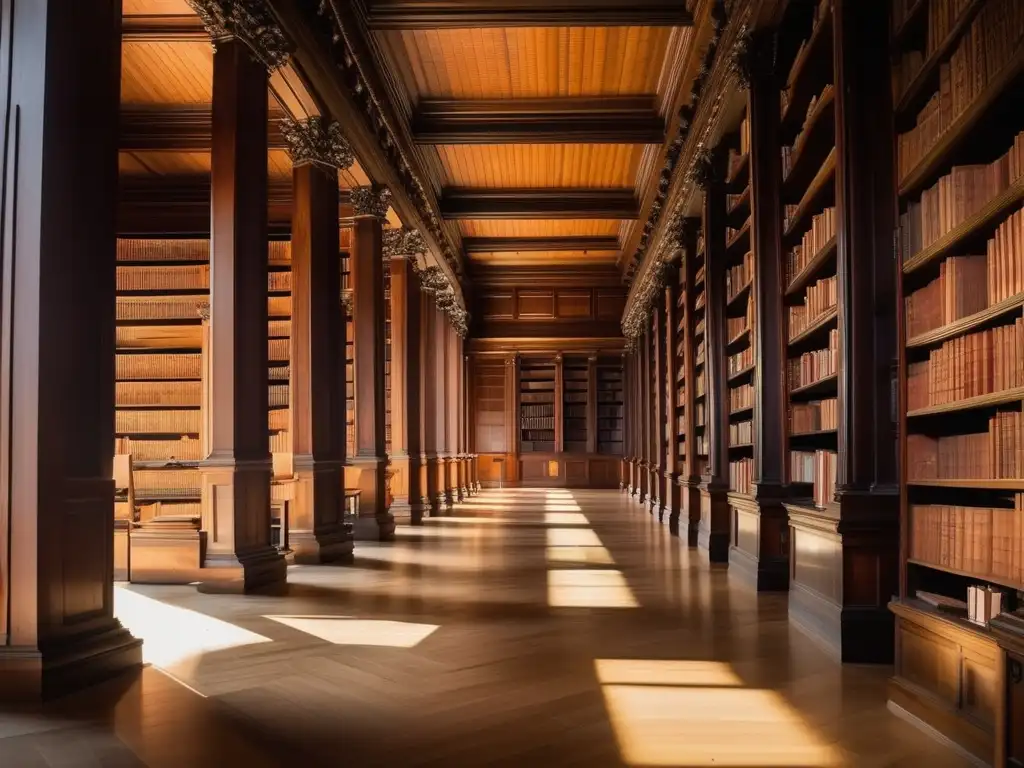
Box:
[371,9,696,268]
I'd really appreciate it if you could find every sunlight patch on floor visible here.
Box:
[546,527,603,547]
[595,659,840,767]
[115,586,271,675]
[542,512,589,525]
[265,615,439,648]
[547,569,638,608]
[546,545,616,565]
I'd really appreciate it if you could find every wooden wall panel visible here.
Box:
[556,290,591,318]
[472,359,507,454]
[595,289,626,319]
[480,292,514,320]
[516,290,555,319]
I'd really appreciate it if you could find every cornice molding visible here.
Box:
[279,115,355,170]
[186,0,292,70]
[313,0,465,282]
[414,264,469,338]
[621,0,755,339]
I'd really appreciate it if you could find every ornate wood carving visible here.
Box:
[350,185,392,219]
[279,115,355,171]
[186,0,292,71]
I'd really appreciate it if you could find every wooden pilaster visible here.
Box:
[288,151,353,562]
[730,31,790,590]
[200,36,285,590]
[435,306,452,510]
[554,354,565,452]
[459,346,471,498]
[351,187,395,540]
[638,328,650,504]
[389,252,425,523]
[507,353,520,484]
[587,355,598,455]
[699,154,731,562]
[421,300,440,515]
[0,0,143,700]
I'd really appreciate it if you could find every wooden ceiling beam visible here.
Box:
[121,15,207,42]
[463,236,620,253]
[363,0,692,28]
[441,189,637,219]
[413,97,665,144]
[120,108,288,151]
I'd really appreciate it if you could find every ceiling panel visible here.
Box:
[470,250,619,266]
[381,26,674,102]
[120,151,211,176]
[459,219,622,238]
[434,144,643,189]
[123,0,194,13]
[122,41,213,105]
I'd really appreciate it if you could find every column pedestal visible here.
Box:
[698,481,730,562]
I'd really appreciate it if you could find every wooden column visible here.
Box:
[421,299,440,515]
[200,35,285,590]
[0,0,142,700]
[459,345,470,498]
[350,186,395,540]
[679,220,702,545]
[450,328,464,502]
[664,271,681,530]
[506,353,520,485]
[435,307,452,510]
[554,354,565,454]
[788,0,898,662]
[698,155,731,562]
[630,350,641,498]
[730,33,790,590]
[651,305,667,519]
[285,121,353,562]
[638,330,650,504]
[387,241,426,524]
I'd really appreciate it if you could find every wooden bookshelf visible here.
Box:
[596,362,624,456]
[562,357,589,453]
[780,0,839,515]
[893,0,1024,761]
[519,360,556,453]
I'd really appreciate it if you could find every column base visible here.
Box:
[785,491,898,663]
[681,480,701,546]
[349,455,395,541]
[665,473,681,533]
[0,622,142,703]
[199,456,287,593]
[289,526,354,565]
[727,490,790,591]
[128,518,203,583]
[698,481,730,563]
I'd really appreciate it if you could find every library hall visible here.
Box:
[1,0,1023,765]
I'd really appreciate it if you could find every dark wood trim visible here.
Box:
[440,188,638,220]
[120,107,287,151]
[464,236,620,253]
[362,0,692,28]
[121,14,206,41]
[413,96,664,143]
[471,265,623,288]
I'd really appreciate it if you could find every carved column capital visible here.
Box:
[279,116,354,171]
[729,29,777,90]
[350,185,392,219]
[685,148,720,191]
[195,301,211,321]
[382,226,427,261]
[186,0,292,71]
[340,288,354,314]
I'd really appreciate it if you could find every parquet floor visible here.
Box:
[0,488,972,767]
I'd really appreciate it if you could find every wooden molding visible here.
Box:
[412,97,664,144]
[121,14,207,41]
[463,236,620,253]
[440,188,638,219]
[363,0,693,28]
[468,337,625,354]
[120,107,287,151]
[472,265,624,288]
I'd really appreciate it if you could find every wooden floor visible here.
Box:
[1,489,972,767]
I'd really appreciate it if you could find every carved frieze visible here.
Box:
[279,116,355,171]
[314,0,465,281]
[350,186,392,219]
[186,0,292,71]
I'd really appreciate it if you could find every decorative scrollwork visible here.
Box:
[685,148,717,191]
[414,265,469,337]
[350,186,392,219]
[729,30,776,89]
[340,289,354,314]
[186,0,292,71]
[382,226,428,261]
[279,116,354,171]
[195,301,211,321]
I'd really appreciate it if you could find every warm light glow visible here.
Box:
[394,525,503,539]
[594,659,741,687]
[546,545,616,565]
[542,512,589,525]
[542,503,583,511]
[599,685,839,766]
[423,516,517,525]
[115,586,271,675]
[547,569,638,608]
[546,528,603,547]
[355,546,488,569]
[265,615,439,648]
